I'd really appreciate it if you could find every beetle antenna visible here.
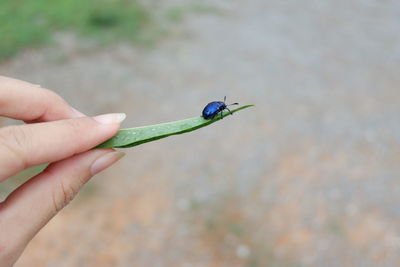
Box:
[227,102,239,106]
[224,96,226,102]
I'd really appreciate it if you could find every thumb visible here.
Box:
[0,149,124,266]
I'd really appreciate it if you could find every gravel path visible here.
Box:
[2,0,400,266]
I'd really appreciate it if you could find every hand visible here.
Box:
[0,76,125,266]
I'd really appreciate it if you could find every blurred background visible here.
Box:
[1,0,400,266]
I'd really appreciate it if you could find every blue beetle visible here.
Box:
[202,96,239,120]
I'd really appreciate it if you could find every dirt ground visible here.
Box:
[1,0,400,266]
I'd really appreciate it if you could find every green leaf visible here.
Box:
[96,104,254,148]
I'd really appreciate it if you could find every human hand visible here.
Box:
[0,76,125,266]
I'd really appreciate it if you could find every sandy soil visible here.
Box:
[1,0,400,266]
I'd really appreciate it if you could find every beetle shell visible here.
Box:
[202,101,227,119]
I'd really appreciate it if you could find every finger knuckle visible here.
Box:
[42,89,67,106]
[53,180,78,213]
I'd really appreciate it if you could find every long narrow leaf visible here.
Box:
[97,104,254,148]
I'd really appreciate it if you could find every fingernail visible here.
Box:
[71,107,86,118]
[93,113,126,124]
[90,151,125,175]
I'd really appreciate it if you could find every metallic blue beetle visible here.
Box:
[202,96,239,119]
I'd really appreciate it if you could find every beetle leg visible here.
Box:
[226,107,233,116]
[220,111,224,119]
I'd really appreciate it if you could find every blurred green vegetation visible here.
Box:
[0,0,149,60]
[166,3,220,22]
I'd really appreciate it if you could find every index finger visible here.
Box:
[0,76,80,122]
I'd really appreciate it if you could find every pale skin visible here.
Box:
[0,76,126,266]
